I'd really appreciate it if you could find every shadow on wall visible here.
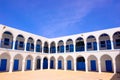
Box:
[110,73,120,80]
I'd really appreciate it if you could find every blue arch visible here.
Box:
[67,60,72,70]
[1,31,13,49]
[13,59,19,71]
[15,34,25,50]
[26,60,31,70]
[76,37,85,52]
[36,39,42,52]
[44,42,49,53]
[99,33,111,50]
[77,57,85,70]
[58,40,64,53]
[0,59,7,71]
[26,37,34,51]
[36,59,41,69]
[90,60,96,71]
[87,35,97,51]
[66,39,74,52]
[43,57,48,69]
[58,60,62,69]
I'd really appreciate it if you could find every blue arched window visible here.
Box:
[26,37,34,51]
[36,39,42,52]
[58,40,64,53]
[87,35,97,51]
[113,31,120,49]
[15,34,25,50]
[1,31,13,49]
[66,39,74,52]
[76,37,84,52]
[50,41,56,53]
[44,42,49,53]
[99,33,111,50]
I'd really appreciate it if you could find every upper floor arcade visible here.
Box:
[0,24,120,54]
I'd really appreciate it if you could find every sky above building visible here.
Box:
[0,0,120,38]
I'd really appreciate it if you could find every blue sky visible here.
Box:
[0,0,120,38]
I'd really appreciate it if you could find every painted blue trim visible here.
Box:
[0,59,7,71]
[90,60,96,71]
[13,59,19,71]
[67,60,72,70]
[58,60,62,69]
[105,60,112,72]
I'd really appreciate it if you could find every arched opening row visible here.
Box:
[1,31,120,53]
[0,54,120,73]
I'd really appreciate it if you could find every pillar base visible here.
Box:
[99,71,101,74]
[9,71,12,73]
[85,70,88,72]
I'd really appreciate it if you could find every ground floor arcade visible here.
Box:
[0,50,120,74]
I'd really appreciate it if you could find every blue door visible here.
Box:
[50,60,54,69]
[43,58,48,69]
[26,60,31,70]
[106,60,112,72]
[0,59,7,71]
[77,62,85,70]
[36,59,40,69]
[58,60,62,69]
[13,59,19,71]
[90,60,96,71]
[67,60,72,70]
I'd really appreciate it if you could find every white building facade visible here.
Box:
[0,24,120,73]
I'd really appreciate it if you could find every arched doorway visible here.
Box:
[43,57,48,69]
[0,53,11,72]
[35,56,41,70]
[57,56,64,69]
[100,55,113,72]
[13,54,23,71]
[50,56,56,69]
[88,55,98,71]
[76,56,85,71]
[66,56,74,70]
[25,55,33,70]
